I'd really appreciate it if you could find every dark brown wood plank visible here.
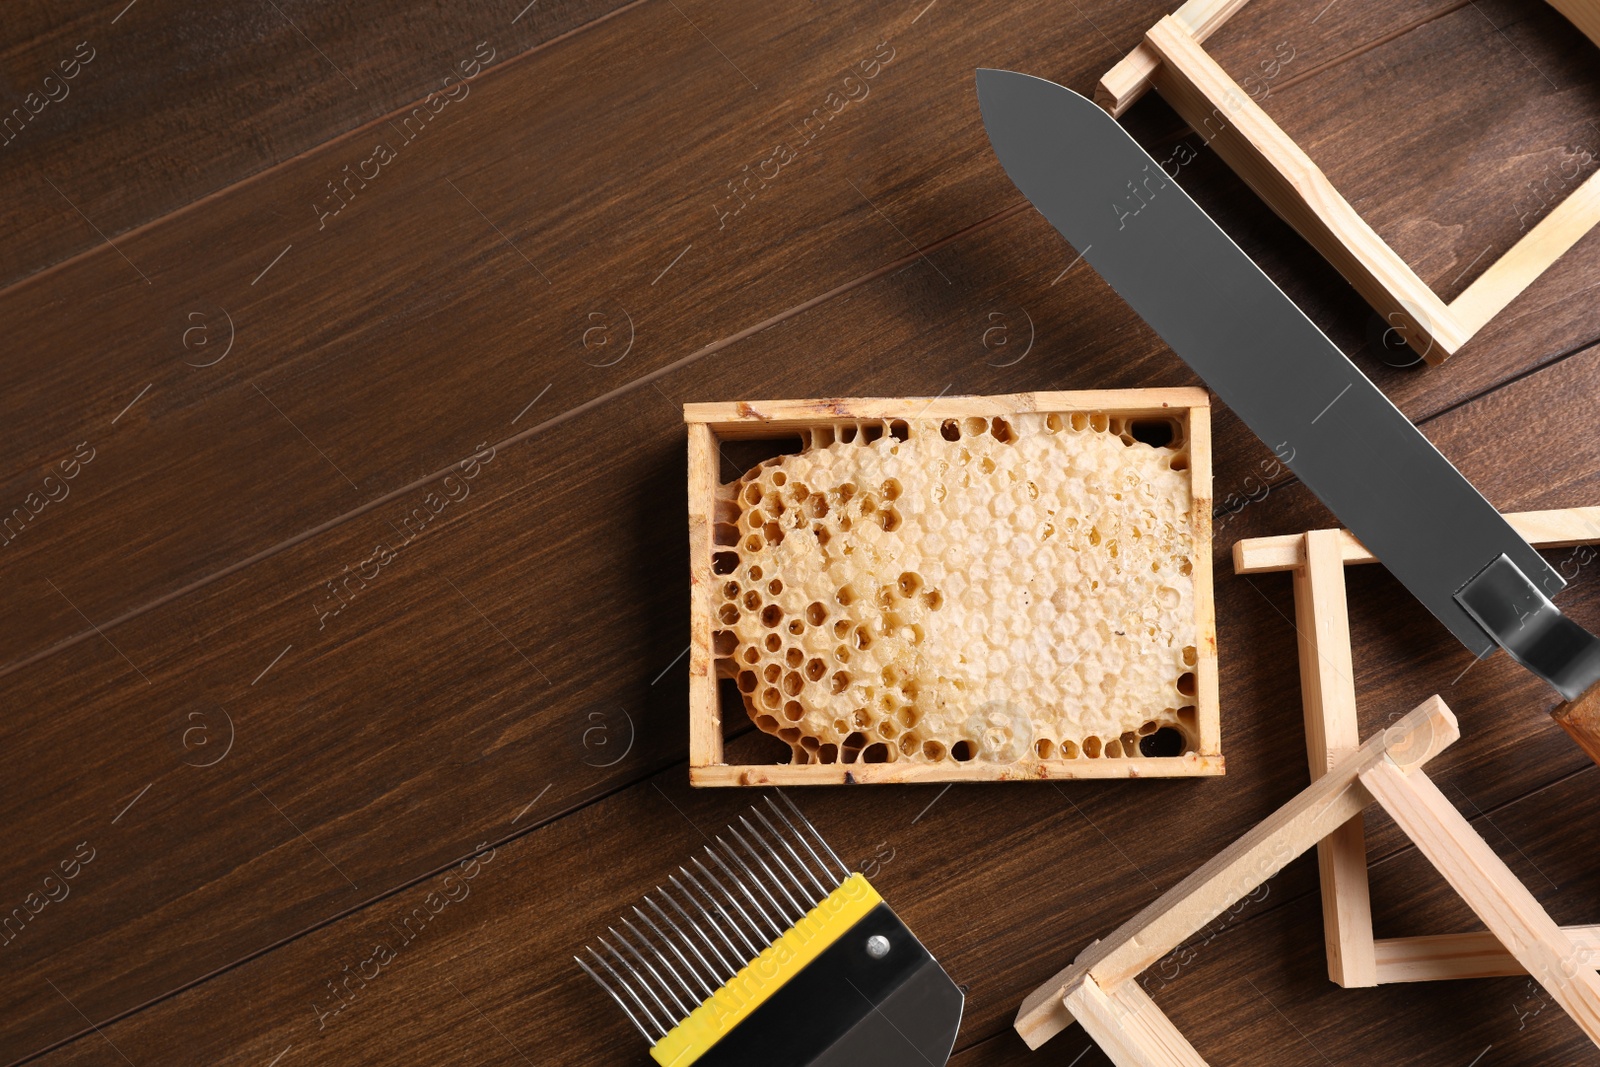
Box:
[0,0,643,289]
[1215,0,1600,309]
[21,702,1600,1067]
[0,0,1167,675]
[1203,0,1469,88]
[0,192,1178,1064]
[1275,1,1600,298]
[6,180,1600,1061]
[5,0,1577,681]
[1184,0,1600,522]
[1111,0,1600,420]
[8,3,1600,1065]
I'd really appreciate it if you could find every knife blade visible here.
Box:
[974,67,1600,698]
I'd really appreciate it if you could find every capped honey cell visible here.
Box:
[713,411,1199,766]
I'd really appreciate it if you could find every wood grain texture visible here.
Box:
[0,204,1215,1061]
[1450,165,1600,334]
[1236,506,1600,572]
[1063,974,1209,1067]
[9,2,1600,1066]
[1553,682,1600,764]
[1244,0,1600,313]
[1374,926,1600,983]
[1146,15,1466,360]
[1097,0,1253,116]
[0,0,1174,676]
[1108,0,1600,358]
[4,0,1599,682]
[16,684,1600,1067]
[1551,0,1600,47]
[0,0,644,289]
[685,420,722,769]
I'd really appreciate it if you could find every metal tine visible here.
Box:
[646,893,727,990]
[709,841,787,939]
[657,883,736,980]
[716,833,796,929]
[699,852,782,944]
[743,811,823,908]
[682,862,762,961]
[578,951,661,1042]
[614,921,691,1017]
[764,795,840,889]
[584,947,666,1040]
[748,806,825,908]
[687,860,765,958]
[610,926,692,1022]
[776,790,852,881]
[597,938,675,1035]
[670,872,747,970]
[617,915,700,1017]
[701,848,781,942]
[635,904,716,1002]
[732,818,806,919]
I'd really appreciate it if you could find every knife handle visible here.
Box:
[1551,686,1600,766]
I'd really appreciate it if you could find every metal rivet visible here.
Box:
[865,934,891,959]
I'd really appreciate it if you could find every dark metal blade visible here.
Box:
[810,955,964,1067]
[694,902,964,1067]
[975,67,1562,659]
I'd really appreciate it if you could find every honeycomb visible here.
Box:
[710,411,1199,767]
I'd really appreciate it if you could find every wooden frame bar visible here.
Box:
[1234,507,1600,986]
[1375,926,1600,982]
[1293,528,1375,987]
[1100,2,1600,363]
[683,389,1219,785]
[1234,507,1600,574]
[1064,975,1207,1067]
[1014,696,1600,1061]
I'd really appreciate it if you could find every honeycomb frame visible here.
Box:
[685,390,1221,786]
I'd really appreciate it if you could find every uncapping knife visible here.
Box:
[974,68,1600,753]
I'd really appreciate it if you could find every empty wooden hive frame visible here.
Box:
[1013,696,1600,1063]
[1099,0,1600,364]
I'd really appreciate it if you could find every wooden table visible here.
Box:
[3,1,1599,1064]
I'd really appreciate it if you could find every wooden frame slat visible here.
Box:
[1360,759,1600,1043]
[1233,506,1600,574]
[1064,974,1209,1067]
[1142,16,1465,361]
[686,421,722,770]
[1375,926,1600,983]
[1097,0,1253,117]
[1450,167,1600,335]
[1294,529,1376,987]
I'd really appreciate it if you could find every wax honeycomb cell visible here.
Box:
[714,412,1197,765]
